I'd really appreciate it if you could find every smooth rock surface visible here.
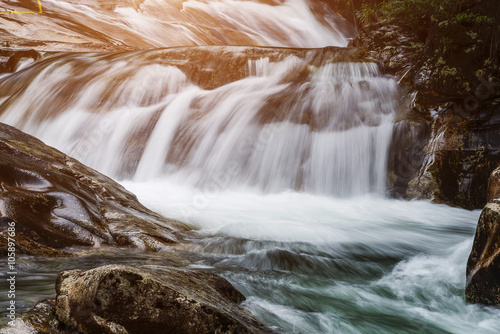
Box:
[0,122,189,254]
[466,197,500,305]
[0,49,40,73]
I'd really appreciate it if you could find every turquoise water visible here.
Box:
[1,179,498,333]
[119,180,500,334]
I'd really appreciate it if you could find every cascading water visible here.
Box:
[1,1,500,333]
[0,0,354,50]
[0,48,397,197]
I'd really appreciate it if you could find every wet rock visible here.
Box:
[402,112,500,209]
[349,24,422,82]
[350,0,500,209]
[2,265,271,333]
[487,166,500,202]
[54,265,270,333]
[0,122,189,254]
[387,120,431,198]
[390,103,500,209]
[0,299,65,334]
[0,49,40,73]
[466,197,500,305]
[123,46,370,91]
[0,230,71,257]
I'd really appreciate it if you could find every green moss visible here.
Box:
[358,0,495,32]
[436,57,446,66]
[357,1,381,25]
[462,81,471,91]
[476,69,485,77]
[441,65,458,76]
[465,45,477,53]
[453,12,495,24]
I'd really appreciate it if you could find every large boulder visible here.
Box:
[1,265,271,334]
[0,122,189,255]
[466,196,500,305]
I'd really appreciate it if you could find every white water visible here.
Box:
[2,0,353,50]
[0,51,398,197]
[120,180,500,333]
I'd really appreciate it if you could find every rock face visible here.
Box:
[466,196,500,305]
[0,218,71,257]
[401,111,500,209]
[350,0,500,209]
[0,122,188,254]
[1,265,271,334]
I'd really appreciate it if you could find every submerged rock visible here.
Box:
[0,49,41,73]
[0,122,189,254]
[466,195,500,305]
[1,265,271,334]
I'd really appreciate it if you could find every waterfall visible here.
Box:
[3,2,496,334]
[5,0,354,50]
[0,47,398,197]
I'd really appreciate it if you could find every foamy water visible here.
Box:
[120,179,499,334]
[0,50,398,197]
[2,0,353,50]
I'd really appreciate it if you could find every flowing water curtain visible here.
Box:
[2,0,354,50]
[0,48,400,197]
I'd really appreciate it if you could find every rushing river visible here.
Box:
[1,0,500,333]
[2,187,499,333]
[122,182,497,334]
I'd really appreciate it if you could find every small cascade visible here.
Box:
[0,47,399,197]
[2,0,354,50]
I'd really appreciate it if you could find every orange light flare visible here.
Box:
[0,0,42,14]
[0,1,352,52]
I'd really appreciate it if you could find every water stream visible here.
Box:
[1,0,499,333]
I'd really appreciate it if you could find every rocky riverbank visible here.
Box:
[1,0,500,327]
[0,122,272,332]
[349,0,500,209]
